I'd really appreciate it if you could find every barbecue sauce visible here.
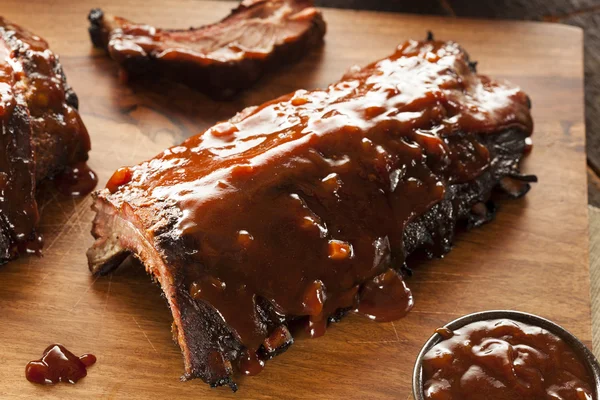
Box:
[356,269,414,322]
[54,162,98,197]
[0,17,94,256]
[0,22,39,255]
[25,344,96,385]
[422,319,595,400]
[104,40,533,374]
[237,350,265,376]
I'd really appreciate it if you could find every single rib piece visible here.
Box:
[0,17,93,262]
[87,0,326,99]
[87,39,535,389]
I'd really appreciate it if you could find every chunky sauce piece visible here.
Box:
[422,319,595,400]
[105,40,533,369]
[0,17,95,255]
[25,344,96,385]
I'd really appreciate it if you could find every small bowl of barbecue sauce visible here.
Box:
[412,310,600,400]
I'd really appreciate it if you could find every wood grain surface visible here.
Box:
[0,1,589,398]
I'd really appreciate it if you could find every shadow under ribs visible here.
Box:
[87,0,326,99]
[87,39,535,390]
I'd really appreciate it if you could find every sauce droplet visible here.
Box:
[301,280,326,316]
[356,269,414,322]
[237,349,264,376]
[289,315,328,339]
[25,344,96,385]
[54,162,98,197]
[524,137,533,155]
[17,233,43,256]
[237,230,254,248]
[306,316,328,338]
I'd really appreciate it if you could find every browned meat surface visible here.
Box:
[88,0,326,99]
[0,17,93,263]
[87,39,535,390]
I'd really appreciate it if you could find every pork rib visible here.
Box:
[87,0,326,99]
[87,39,535,389]
[0,17,92,263]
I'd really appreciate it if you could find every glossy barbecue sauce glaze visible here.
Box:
[0,20,39,252]
[25,344,96,385]
[106,40,533,372]
[422,319,595,400]
[0,18,95,255]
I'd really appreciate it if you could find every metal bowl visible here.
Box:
[412,310,600,400]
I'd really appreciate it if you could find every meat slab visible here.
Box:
[87,39,535,390]
[88,0,326,99]
[0,17,92,263]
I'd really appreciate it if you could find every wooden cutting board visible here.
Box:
[0,1,589,398]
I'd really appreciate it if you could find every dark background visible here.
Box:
[220,0,600,206]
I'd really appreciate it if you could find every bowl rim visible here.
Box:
[411,309,600,400]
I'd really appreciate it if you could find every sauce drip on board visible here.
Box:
[104,40,533,374]
[422,319,595,400]
[25,344,96,385]
[54,162,98,197]
[237,350,265,376]
[356,269,414,321]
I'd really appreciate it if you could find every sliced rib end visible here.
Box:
[87,191,239,387]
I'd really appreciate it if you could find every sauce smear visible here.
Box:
[422,319,595,400]
[25,344,96,385]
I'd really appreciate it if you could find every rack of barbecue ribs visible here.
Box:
[87,38,535,390]
[87,0,326,99]
[0,17,94,263]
